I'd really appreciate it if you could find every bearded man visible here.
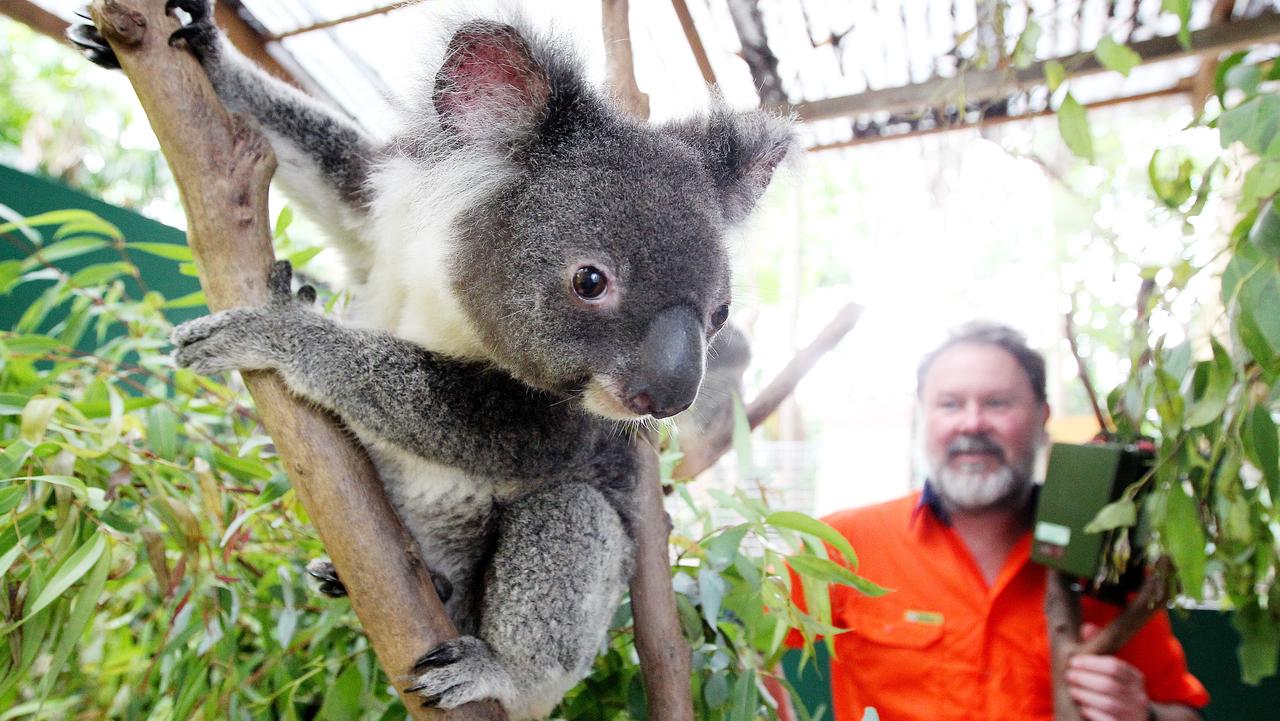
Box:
[777,322,1207,721]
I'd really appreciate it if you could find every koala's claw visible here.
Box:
[406,637,506,710]
[412,642,463,671]
[65,13,120,70]
[165,0,210,20]
[305,559,347,598]
[165,0,217,56]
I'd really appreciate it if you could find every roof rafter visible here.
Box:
[779,10,1280,123]
[266,1,415,42]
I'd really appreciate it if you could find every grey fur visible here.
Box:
[102,2,796,717]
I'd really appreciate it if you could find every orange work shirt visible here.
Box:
[787,492,1209,721]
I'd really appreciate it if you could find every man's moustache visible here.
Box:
[947,434,1004,459]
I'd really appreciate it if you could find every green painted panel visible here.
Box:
[0,163,203,337]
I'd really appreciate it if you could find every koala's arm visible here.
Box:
[173,263,585,479]
[172,2,377,226]
[71,1,377,244]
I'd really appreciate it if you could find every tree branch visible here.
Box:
[88,2,503,718]
[628,432,694,721]
[599,5,692,718]
[1063,300,1111,437]
[674,302,863,479]
[1046,570,1085,721]
[601,0,649,119]
[1045,558,1174,721]
[725,0,787,106]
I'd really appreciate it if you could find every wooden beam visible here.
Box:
[0,0,68,38]
[781,12,1280,123]
[670,0,718,88]
[212,3,299,86]
[805,83,1191,153]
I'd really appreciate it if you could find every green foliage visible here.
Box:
[0,18,179,218]
[0,211,403,719]
[1094,37,1141,77]
[1056,93,1095,164]
[1078,49,1280,683]
[1,207,873,719]
[556,414,884,721]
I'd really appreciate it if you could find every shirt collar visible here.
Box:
[912,481,1042,528]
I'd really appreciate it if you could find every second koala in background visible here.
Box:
[74,1,793,717]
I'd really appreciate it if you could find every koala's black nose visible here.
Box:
[630,305,705,418]
[625,391,694,419]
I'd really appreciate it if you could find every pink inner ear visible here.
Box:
[435,26,550,136]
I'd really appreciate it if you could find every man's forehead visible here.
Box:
[921,342,1035,397]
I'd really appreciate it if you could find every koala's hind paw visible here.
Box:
[407,637,513,710]
[305,559,347,598]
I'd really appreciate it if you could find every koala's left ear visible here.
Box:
[665,108,796,224]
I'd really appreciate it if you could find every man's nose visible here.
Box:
[957,402,990,432]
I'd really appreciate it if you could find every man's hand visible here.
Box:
[1066,653,1150,721]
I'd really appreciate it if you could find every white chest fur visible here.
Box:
[352,154,513,359]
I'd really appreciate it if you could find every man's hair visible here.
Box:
[916,321,1047,404]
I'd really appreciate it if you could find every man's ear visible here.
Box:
[665,107,796,224]
[433,21,551,146]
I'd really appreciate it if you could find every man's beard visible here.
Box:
[928,433,1038,513]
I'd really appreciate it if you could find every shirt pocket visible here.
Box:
[838,608,946,711]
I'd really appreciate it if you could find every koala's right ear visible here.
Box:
[433,21,552,147]
[665,108,797,224]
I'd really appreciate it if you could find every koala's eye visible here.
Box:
[710,303,730,330]
[572,266,609,300]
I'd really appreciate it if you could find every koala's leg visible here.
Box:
[408,482,633,719]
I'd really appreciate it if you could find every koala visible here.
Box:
[73,2,793,717]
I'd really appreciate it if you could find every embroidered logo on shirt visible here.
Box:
[903,610,944,626]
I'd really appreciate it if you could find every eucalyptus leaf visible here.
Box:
[699,567,728,628]
[1162,481,1207,601]
[1057,93,1095,163]
[1084,499,1137,533]
[19,237,110,271]
[1094,37,1139,77]
[1219,96,1280,156]
[766,511,859,569]
[705,524,749,571]
[1232,601,1280,685]
[787,555,890,597]
[1044,60,1066,93]
[123,242,193,262]
[25,534,107,619]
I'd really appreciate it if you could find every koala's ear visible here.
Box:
[433,22,551,145]
[666,108,796,224]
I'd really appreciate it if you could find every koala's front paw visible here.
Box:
[407,637,512,710]
[172,261,316,375]
[172,309,278,375]
[165,0,220,58]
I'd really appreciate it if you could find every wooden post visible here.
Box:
[87,2,503,718]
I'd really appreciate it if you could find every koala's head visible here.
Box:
[433,21,793,420]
